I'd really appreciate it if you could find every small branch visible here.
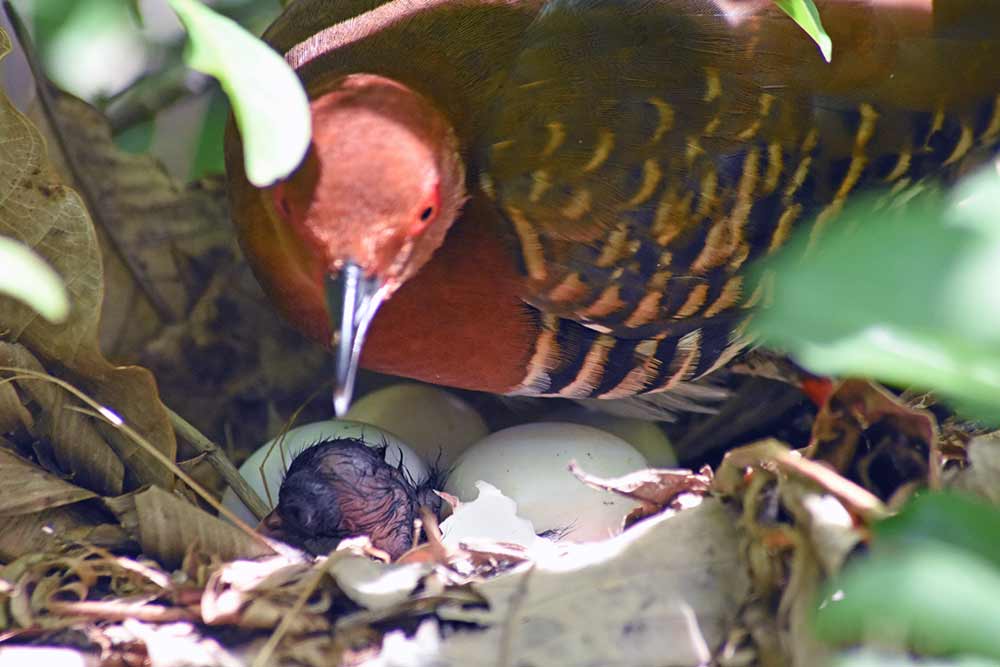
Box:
[47,600,198,623]
[168,407,270,521]
[105,64,214,133]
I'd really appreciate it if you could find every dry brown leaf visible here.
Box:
[11,18,340,456]
[133,486,274,568]
[22,54,334,453]
[713,435,874,666]
[946,431,1000,504]
[0,375,32,434]
[138,264,335,453]
[201,556,333,633]
[0,30,175,488]
[0,506,98,562]
[0,447,96,515]
[806,379,939,500]
[718,438,888,522]
[2,548,172,627]
[0,341,125,495]
[31,92,235,352]
[568,462,713,523]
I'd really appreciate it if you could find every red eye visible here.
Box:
[407,184,440,237]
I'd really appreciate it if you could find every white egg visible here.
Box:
[222,420,430,526]
[540,408,677,467]
[345,383,488,467]
[443,422,649,542]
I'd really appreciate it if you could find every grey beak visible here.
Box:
[326,263,388,417]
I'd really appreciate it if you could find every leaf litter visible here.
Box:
[1,13,999,667]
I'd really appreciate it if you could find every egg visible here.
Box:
[539,408,677,467]
[345,383,488,467]
[443,422,649,542]
[222,420,430,527]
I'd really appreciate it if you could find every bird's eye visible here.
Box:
[407,187,440,238]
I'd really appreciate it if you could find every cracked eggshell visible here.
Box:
[222,420,429,526]
[439,481,546,550]
[345,383,488,467]
[443,422,649,542]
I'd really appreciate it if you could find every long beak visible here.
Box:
[326,263,388,417]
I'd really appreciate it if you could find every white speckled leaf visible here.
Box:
[426,499,748,667]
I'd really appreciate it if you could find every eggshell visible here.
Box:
[345,383,488,467]
[541,408,677,467]
[443,422,649,542]
[222,420,430,526]
[439,481,545,550]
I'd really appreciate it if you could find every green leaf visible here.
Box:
[833,649,1000,667]
[814,543,1000,660]
[124,0,143,26]
[189,88,230,180]
[772,0,833,62]
[0,236,69,323]
[749,167,1000,423]
[168,0,310,187]
[873,492,1000,569]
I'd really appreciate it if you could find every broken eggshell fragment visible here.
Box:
[439,480,544,549]
[443,423,650,542]
[222,420,431,529]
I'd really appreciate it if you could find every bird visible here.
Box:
[225,0,1000,416]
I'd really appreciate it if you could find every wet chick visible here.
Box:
[260,437,440,559]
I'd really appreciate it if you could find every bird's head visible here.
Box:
[270,74,466,415]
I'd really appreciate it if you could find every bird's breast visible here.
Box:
[362,195,540,393]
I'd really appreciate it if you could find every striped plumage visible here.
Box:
[226,0,1000,408]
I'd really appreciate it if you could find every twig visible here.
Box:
[105,63,213,132]
[47,600,197,623]
[168,407,270,520]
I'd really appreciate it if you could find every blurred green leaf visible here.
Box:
[772,0,832,62]
[114,118,154,154]
[814,542,1000,660]
[168,0,310,186]
[874,492,1000,569]
[0,236,69,323]
[750,167,1000,423]
[189,88,229,179]
[833,650,1000,667]
[124,0,143,26]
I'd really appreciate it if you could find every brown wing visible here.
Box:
[481,0,1000,344]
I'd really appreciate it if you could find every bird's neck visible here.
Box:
[361,195,539,393]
